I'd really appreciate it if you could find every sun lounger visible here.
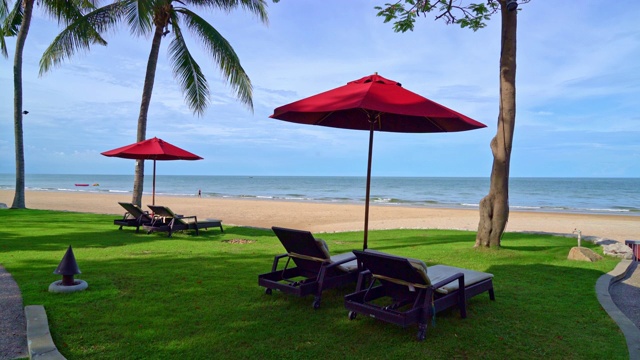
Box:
[113,202,153,232]
[344,249,495,341]
[143,205,223,237]
[258,226,359,309]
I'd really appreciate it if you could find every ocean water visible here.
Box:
[0,174,638,216]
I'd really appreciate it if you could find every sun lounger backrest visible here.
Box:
[355,250,431,287]
[272,227,331,262]
[147,205,176,218]
[119,202,149,219]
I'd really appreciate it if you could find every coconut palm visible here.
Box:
[40,0,268,206]
[2,0,101,209]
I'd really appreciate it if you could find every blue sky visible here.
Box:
[1,1,639,177]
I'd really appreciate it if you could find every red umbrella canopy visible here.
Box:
[270,73,487,132]
[101,137,203,161]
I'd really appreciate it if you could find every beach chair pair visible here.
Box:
[114,202,223,236]
[143,205,223,237]
[258,227,495,340]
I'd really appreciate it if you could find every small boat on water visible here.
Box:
[75,184,89,186]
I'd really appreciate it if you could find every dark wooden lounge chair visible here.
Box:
[344,250,495,341]
[113,202,153,232]
[143,205,223,237]
[258,226,359,309]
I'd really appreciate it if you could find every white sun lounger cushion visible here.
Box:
[330,252,359,272]
[316,238,358,272]
[427,265,494,294]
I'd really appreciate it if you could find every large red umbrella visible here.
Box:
[271,73,487,250]
[101,137,203,205]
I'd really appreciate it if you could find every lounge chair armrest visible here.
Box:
[431,272,465,289]
[271,253,289,272]
[356,270,372,291]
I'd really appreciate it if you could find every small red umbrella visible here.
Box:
[271,73,487,249]
[101,137,203,205]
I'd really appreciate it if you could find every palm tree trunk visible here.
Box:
[475,1,517,248]
[11,0,35,209]
[132,25,164,207]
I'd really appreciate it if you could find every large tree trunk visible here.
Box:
[475,1,517,248]
[131,24,164,207]
[11,0,35,209]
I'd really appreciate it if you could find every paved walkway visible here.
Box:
[0,265,28,360]
[610,261,640,329]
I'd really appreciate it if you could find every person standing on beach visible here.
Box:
[198,189,202,198]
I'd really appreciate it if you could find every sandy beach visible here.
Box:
[1,190,639,242]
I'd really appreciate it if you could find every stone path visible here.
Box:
[0,265,27,360]
[610,261,640,329]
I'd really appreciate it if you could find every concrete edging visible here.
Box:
[595,260,640,360]
[25,305,66,360]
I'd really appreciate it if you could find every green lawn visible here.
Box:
[0,209,628,359]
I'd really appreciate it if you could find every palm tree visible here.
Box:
[2,0,100,209]
[40,0,269,206]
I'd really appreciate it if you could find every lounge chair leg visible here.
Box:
[489,288,496,301]
[348,311,357,320]
[118,226,123,230]
[265,288,272,295]
[417,324,427,341]
[312,296,321,309]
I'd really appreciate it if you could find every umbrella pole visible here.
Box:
[363,122,375,250]
[152,159,156,206]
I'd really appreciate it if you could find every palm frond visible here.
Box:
[0,0,9,19]
[40,0,97,25]
[2,0,24,37]
[0,35,7,58]
[39,2,129,74]
[81,0,101,8]
[0,0,11,56]
[167,11,210,116]
[176,8,253,111]
[183,0,268,24]
[124,0,155,36]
